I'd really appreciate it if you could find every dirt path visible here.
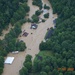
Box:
[2,0,57,75]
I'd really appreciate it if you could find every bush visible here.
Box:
[32,14,39,23]
[44,13,49,18]
[42,19,46,22]
[44,4,50,10]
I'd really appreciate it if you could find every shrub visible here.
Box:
[44,13,49,18]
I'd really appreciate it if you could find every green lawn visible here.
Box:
[38,51,53,56]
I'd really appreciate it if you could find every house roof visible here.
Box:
[31,23,38,29]
[4,57,14,64]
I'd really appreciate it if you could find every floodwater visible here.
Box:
[2,0,57,75]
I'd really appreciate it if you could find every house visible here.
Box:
[22,32,29,37]
[30,23,38,29]
[4,57,14,64]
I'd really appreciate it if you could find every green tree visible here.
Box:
[35,10,42,16]
[44,13,49,18]
[52,69,59,75]
[42,65,50,73]
[25,55,32,63]
[19,67,28,75]
[32,14,39,23]
[0,68,3,75]
[0,56,4,68]
[44,4,50,10]
[40,71,47,75]
[59,73,63,75]
[24,62,32,73]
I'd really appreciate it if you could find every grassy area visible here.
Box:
[38,51,53,57]
[34,51,54,62]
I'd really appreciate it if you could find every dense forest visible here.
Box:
[0,0,29,75]
[38,0,75,75]
[0,0,28,34]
